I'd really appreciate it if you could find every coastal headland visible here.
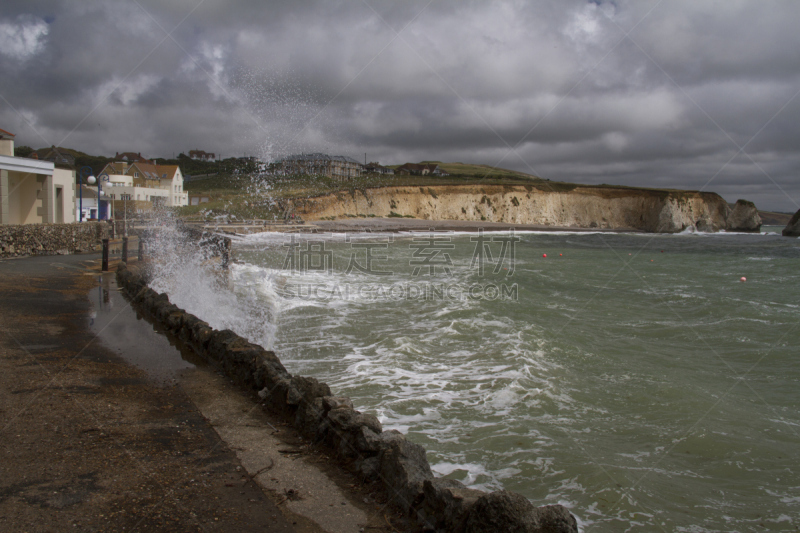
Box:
[284,184,762,233]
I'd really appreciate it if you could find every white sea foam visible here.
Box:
[147,224,277,349]
[147,225,800,532]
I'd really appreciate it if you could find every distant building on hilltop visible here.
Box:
[40,146,76,167]
[189,150,216,161]
[396,163,448,176]
[364,162,394,175]
[115,152,153,164]
[280,153,363,180]
[189,194,211,206]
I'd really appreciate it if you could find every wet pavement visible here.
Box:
[89,274,198,384]
[0,253,399,533]
[0,253,297,532]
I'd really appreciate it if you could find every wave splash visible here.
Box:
[145,223,277,350]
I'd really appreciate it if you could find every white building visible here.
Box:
[188,150,215,161]
[0,128,76,224]
[76,184,100,221]
[99,175,170,213]
[159,165,189,207]
[98,161,188,208]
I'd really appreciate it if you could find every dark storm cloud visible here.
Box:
[0,0,798,211]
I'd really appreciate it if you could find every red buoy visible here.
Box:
[543,253,547,258]
[740,276,747,282]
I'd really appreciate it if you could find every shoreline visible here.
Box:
[115,247,580,532]
[190,217,645,236]
[310,218,644,233]
[0,253,399,533]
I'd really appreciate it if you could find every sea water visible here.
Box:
[153,226,800,531]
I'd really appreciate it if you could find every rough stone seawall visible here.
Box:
[289,185,754,233]
[0,222,108,258]
[116,261,579,533]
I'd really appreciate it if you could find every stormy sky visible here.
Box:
[1,1,798,212]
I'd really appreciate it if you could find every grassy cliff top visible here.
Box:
[414,161,541,180]
[179,164,714,221]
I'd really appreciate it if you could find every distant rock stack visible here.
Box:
[727,199,762,232]
[782,208,800,237]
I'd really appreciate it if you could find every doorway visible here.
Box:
[55,186,63,223]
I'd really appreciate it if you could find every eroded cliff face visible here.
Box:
[727,199,762,232]
[290,184,747,233]
[783,209,800,237]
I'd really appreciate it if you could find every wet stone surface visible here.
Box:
[0,254,296,532]
[88,273,199,384]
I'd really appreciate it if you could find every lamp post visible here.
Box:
[96,173,110,221]
[77,166,96,222]
[121,193,131,237]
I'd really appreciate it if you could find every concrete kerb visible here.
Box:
[115,261,578,533]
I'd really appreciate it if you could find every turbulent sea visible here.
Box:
[153,226,800,532]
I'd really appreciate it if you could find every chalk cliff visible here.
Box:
[783,208,800,237]
[727,199,762,232]
[290,184,757,233]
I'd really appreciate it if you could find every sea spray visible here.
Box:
[146,219,277,350]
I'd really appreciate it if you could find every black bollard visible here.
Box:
[122,237,128,263]
[102,239,109,272]
[221,238,230,269]
[138,238,144,261]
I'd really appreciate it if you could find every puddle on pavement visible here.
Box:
[88,274,203,384]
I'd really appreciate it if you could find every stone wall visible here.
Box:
[0,222,109,258]
[116,262,578,533]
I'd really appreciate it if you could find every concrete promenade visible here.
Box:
[0,254,393,532]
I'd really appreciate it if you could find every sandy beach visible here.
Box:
[310,218,643,233]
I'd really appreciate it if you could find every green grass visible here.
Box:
[416,161,541,180]
[178,163,711,221]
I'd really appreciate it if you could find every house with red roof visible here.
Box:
[114,152,154,164]
[395,162,449,176]
[188,150,215,161]
[98,160,188,210]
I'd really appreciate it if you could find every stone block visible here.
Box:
[322,396,354,413]
[379,431,434,509]
[463,491,578,533]
[418,478,485,532]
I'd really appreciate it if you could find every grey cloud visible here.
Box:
[0,0,798,211]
